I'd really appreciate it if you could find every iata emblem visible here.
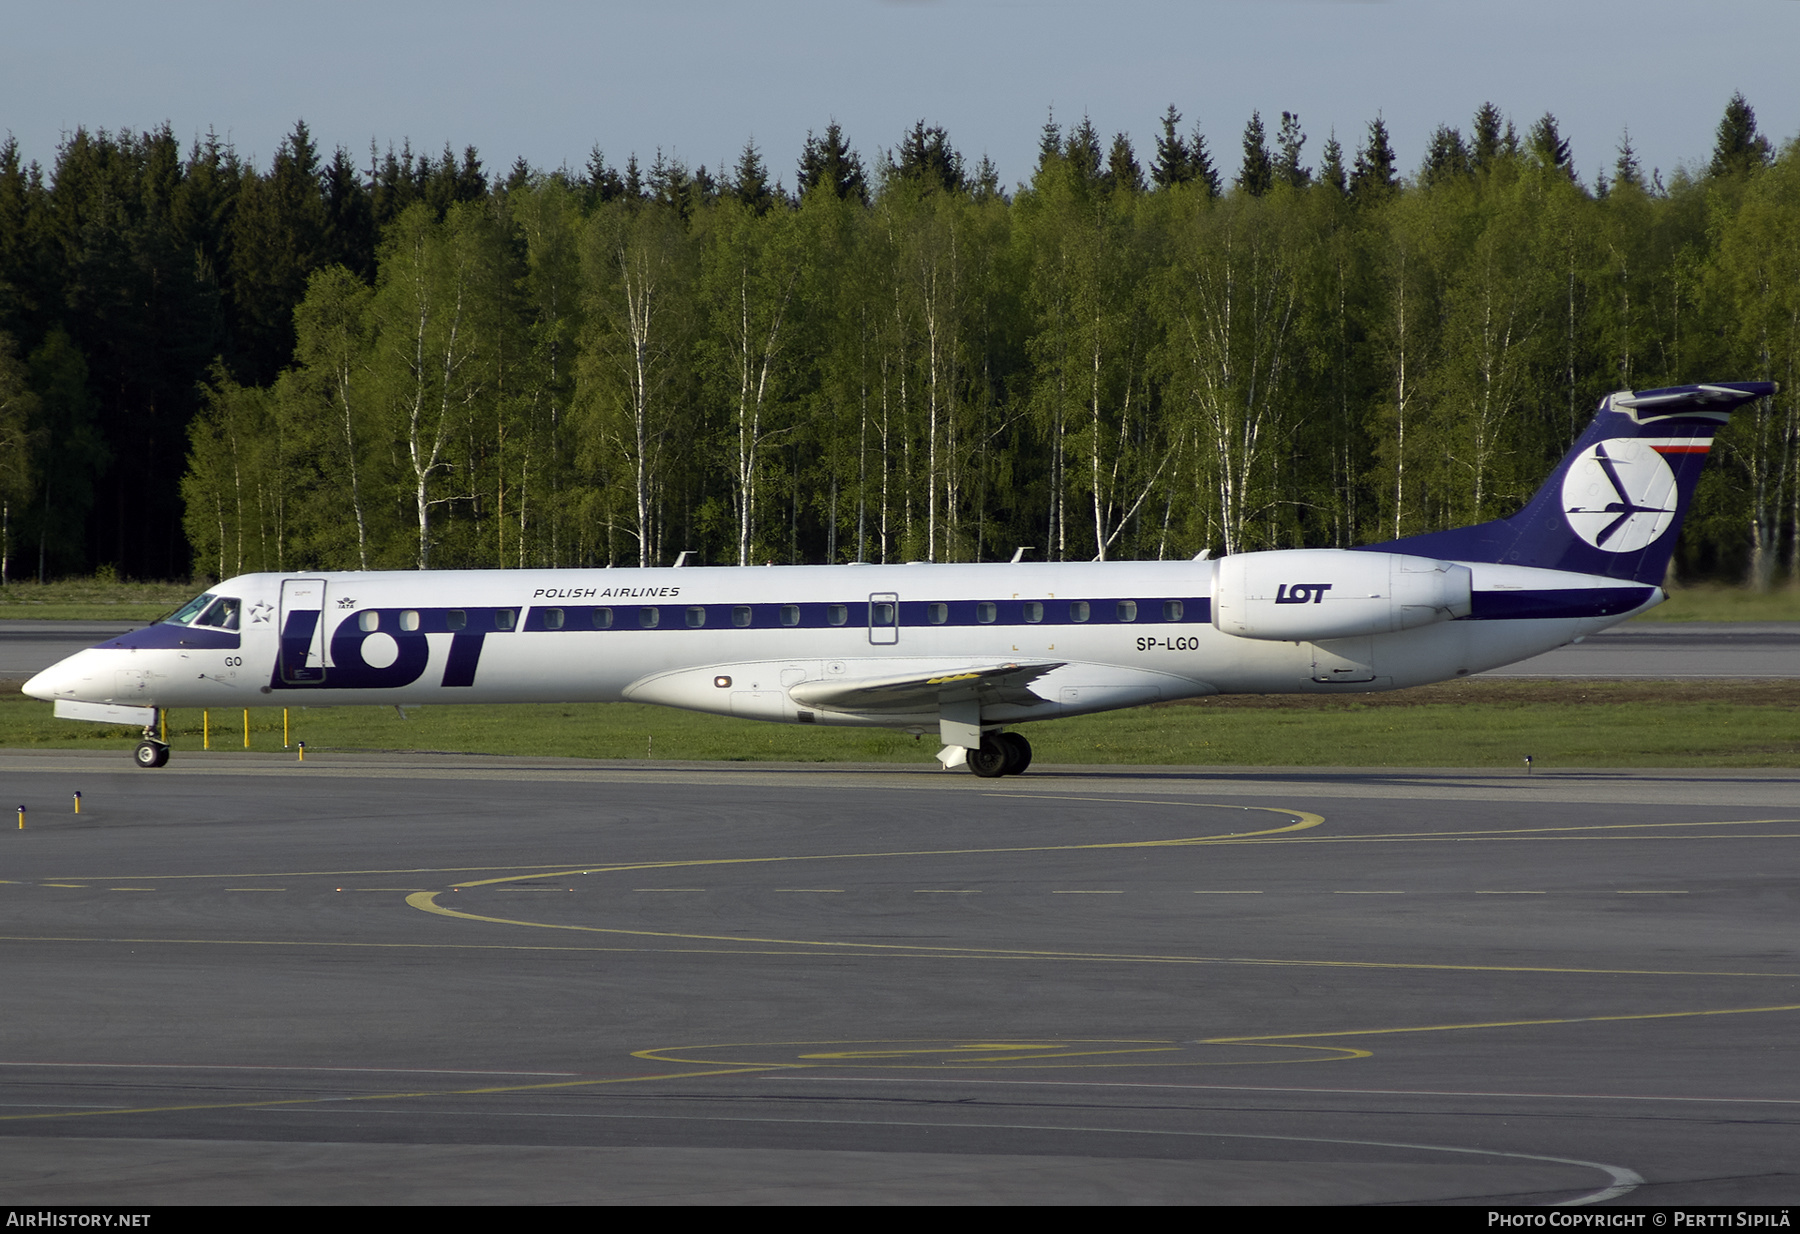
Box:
[1560,440,1677,553]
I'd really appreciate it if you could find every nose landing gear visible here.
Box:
[135,716,170,768]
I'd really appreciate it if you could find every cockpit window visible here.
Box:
[191,597,241,630]
[167,593,215,625]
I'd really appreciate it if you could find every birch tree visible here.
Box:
[577,200,695,566]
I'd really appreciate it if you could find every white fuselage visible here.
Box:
[24,557,1655,730]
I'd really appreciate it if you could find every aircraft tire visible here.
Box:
[967,736,1010,778]
[135,740,170,769]
[1000,732,1032,775]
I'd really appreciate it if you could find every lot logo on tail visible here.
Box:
[1560,440,1677,552]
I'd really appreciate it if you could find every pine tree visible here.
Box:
[797,121,868,205]
[1064,116,1104,187]
[1471,102,1504,173]
[1318,133,1346,194]
[648,150,695,218]
[1613,129,1644,191]
[584,147,625,206]
[732,140,775,214]
[420,144,487,218]
[1274,112,1310,189]
[1527,113,1573,176]
[1037,109,1062,172]
[1190,121,1222,198]
[230,120,328,384]
[968,154,1005,203]
[1350,117,1397,200]
[895,122,964,194]
[1152,105,1190,190]
[321,146,374,280]
[1237,111,1273,196]
[1709,92,1773,178]
[1106,133,1144,194]
[370,140,421,229]
[1421,125,1470,187]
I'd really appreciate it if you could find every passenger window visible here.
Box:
[1070,601,1089,623]
[542,608,564,630]
[732,606,752,627]
[928,602,948,625]
[686,606,706,628]
[781,605,800,627]
[447,610,467,631]
[977,602,996,624]
[194,598,241,630]
[399,610,420,632]
[1023,601,1043,623]
[494,609,516,631]
[640,607,660,629]
[1162,600,1184,621]
[357,610,379,633]
[872,602,894,625]
[827,604,847,626]
[1116,601,1137,622]
[593,607,613,629]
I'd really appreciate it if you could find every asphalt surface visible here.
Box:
[1,753,1797,1204]
[0,622,135,680]
[1485,622,1800,678]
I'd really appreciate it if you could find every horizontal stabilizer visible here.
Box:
[788,661,1064,715]
[1612,382,1777,416]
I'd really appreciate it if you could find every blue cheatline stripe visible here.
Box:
[518,597,1214,632]
[1466,588,1655,621]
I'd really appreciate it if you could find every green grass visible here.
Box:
[0,579,197,622]
[5,679,1798,769]
[1637,583,1800,622]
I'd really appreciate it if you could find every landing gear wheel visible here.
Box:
[134,740,170,769]
[999,732,1032,775]
[966,735,1010,778]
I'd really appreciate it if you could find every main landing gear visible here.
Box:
[966,731,1032,779]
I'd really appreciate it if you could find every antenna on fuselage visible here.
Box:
[1010,547,1033,564]
[672,550,693,568]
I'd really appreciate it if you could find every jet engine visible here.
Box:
[1211,549,1472,641]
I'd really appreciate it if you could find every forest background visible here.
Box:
[1,98,1796,588]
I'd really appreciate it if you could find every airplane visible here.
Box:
[22,380,1775,776]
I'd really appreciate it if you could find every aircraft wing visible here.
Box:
[788,661,1064,715]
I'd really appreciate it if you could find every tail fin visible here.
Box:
[1363,381,1777,583]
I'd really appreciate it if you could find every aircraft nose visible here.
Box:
[23,660,73,701]
[22,652,90,701]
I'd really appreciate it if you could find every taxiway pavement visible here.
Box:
[1,752,1796,1204]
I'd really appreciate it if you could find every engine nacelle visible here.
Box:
[1212,549,1472,641]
